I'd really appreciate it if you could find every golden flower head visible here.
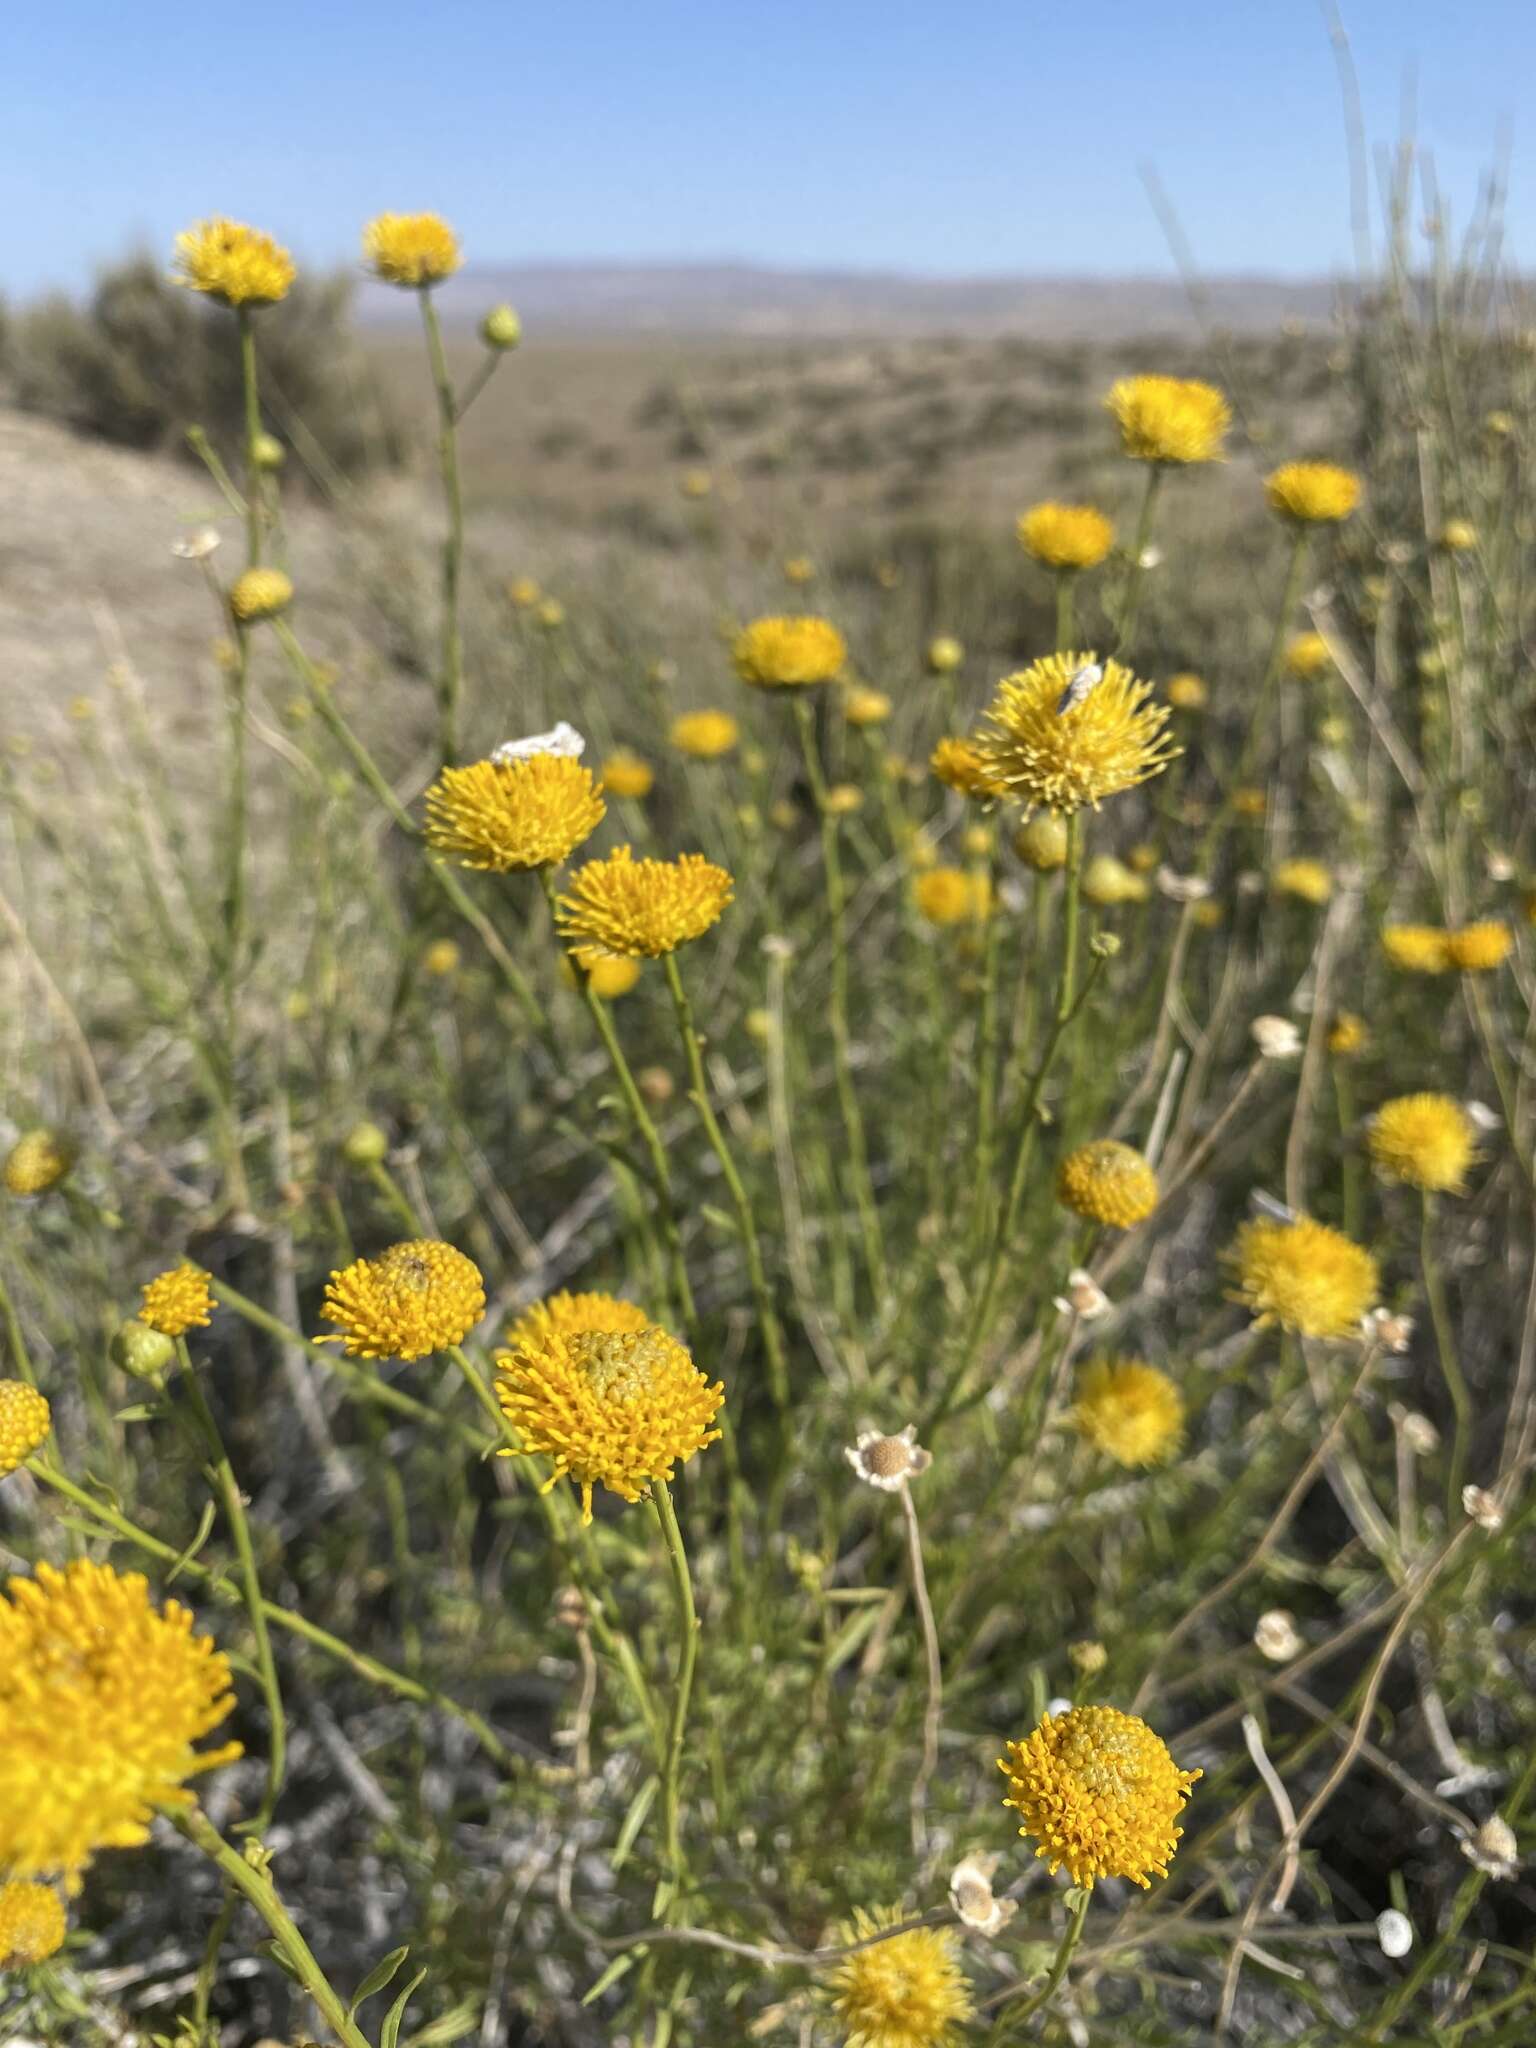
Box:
[1446,920,1513,972]
[0,1879,66,1966]
[423,937,461,977]
[783,554,816,584]
[570,950,643,1000]
[1167,671,1207,710]
[930,736,1003,802]
[139,1264,213,1339]
[913,867,989,927]
[976,652,1179,816]
[1369,1094,1478,1195]
[424,755,605,872]
[1328,1011,1369,1057]
[1272,857,1332,905]
[1017,502,1115,570]
[536,597,566,629]
[843,685,893,727]
[1265,461,1362,524]
[1070,1359,1184,1467]
[0,1560,239,1882]
[927,635,965,674]
[1232,1215,1378,1338]
[557,846,733,958]
[173,218,294,308]
[670,709,739,759]
[733,616,846,688]
[1013,812,1069,871]
[1106,375,1231,464]
[495,1321,723,1523]
[1383,923,1452,974]
[1057,1140,1159,1228]
[599,750,654,801]
[0,1383,51,1479]
[363,211,462,287]
[503,1290,651,1354]
[228,567,293,622]
[507,575,541,608]
[823,1906,973,2048]
[319,1239,485,1361]
[1440,517,1478,552]
[3,1130,73,1197]
[999,1705,1201,1889]
[1284,631,1335,680]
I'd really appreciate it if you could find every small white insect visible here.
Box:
[491,721,587,764]
[1054,661,1103,716]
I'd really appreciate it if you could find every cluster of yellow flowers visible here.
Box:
[1382,920,1513,973]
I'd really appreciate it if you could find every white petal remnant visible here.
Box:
[1253,1610,1303,1663]
[492,721,587,763]
[1367,1309,1416,1355]
[1251,1015,1303,1059]
[171,527,222,560]
[1462,1485,1505,1531]
[845,1424,932,1492]
[949,1852,1017,1936]
[1461,1816,1519,1880]
[1052,1268,1110,1321]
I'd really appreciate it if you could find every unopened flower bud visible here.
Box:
[480,304,523,351]
[342,1121,390,1168]
[110,1319,176,1382]
[251,432,285,470]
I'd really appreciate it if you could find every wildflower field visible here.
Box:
[1,174,1535,2048]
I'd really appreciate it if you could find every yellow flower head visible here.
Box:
[599,750,655,801]
[0,1879,66,1966]
[503,1290,651,1354]
[1232,1215,1378,1338]
[844,685,893,727]
[319,1239,485,1360]
[173,218,295,308]
[976,652,1179,816]
[1056,1139,1159,1228]
[679,467,713,499]
[999,1705,1201,1889]
[363,211,462,287]
[1265,461,1362,525]
[423,938,461,977]
[824,1907,974,2048]
[1369,1094,1478,1195]
[1328,1011,1368,1057]
[0,1560,240,1882]
[1272,857,1332,906]
[557,846,733,958]
[507,575,541,608]
[913,867,988,927]
[930,736,1003,802]
[733,616,846,688]
[565,949,643,999]
[670,709,739,759]
[927,635,965,675]
[783,554,817,585]
[1080,854,1148,906]
[1071,1359,1184,1467]
[3,1130,73,1197]
[1440,518,1478,552]
[1106,375,1231,464]
[0,1383,51,1479]
[1284,632,1334,680]
[1167,672,1207,709]
[495,1322,723,1523]
[1446,920,1513,973]
[1382,923,1452,974]
[228,567,293,622]
[139,1264,213,1339]
[423,755,605,872]
[1017,502,1115,571]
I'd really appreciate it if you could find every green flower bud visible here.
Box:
[342,1121,390,1167]
[480,304,523,351]
[251,432,286,470]
[111,1319,176,1381]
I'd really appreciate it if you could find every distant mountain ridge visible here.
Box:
[358,260,1345,339]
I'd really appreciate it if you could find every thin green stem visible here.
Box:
[1053,571,1076,653]
[237,308,263,564]
[990,1887,1091,2039]
[651,1477,700,1914]
[420,288,465,764]
[1112,466,1164,655]
[1420,1193,1471,1520]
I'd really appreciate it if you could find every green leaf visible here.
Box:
[348,1944,410,2018]
[165,1500,218,1584]
[380,1966,428,2048]
[258,1938,306,1985]
[821,1599,889,1676]
[611,1773,660,1872]
[581,1952,638,2006]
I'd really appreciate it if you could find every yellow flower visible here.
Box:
[1440,518,1478,552]
[495,1322,723,1523]
[824,783,864,817]
[557,847,733,958]
[1369,1094,1478,1195]
[173,218,294,307]
[363,211,462,287]
[572,951,643,999]
[1167,672,1207,709]
[423,938,461,977]
[599,750,655,801]
[228,568,293,622]
[926,636,964,674]
[1071,1359,1183,1466]
[1273,857,1332,905]
[679,467,713,499]
[670,709,739,759]
[1232,1215,1378,1338]
[734,616,846,688]
[0,1879,66,1966]
[503,1290,651,1354]
[976,652,1179,816]
[1265,461,1362,524]
[843,685,893,727]
[318,1239,485,1360]
[824,1907,973,2048]
[0,1560,240,1882]
[423,755,605,872]
[1383,923,1452,974]
[507,576,541,608]
[930,736,1003,802]
[1056,1140,1158,1227]
[0,1383,50,1479]
[3,1130,73,1197]
[782,554,816,585]
[1013,813,1069,871]
[1232,785,1267,820]
[535,597,566,629]
[1446,920,1513,972]
[1080,854,1149,906]
[1000,1705,1201,1889]
[1016,502,1115,570]
[139,1265,213,1339]
[1284,632,1334,680]
[913,867,988,927]
[1327,1011,1368,1056]
[1106,375,1231,464]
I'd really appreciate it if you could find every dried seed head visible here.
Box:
[845,1425,932,1492]
[1253,1610,1303,1663]
[1462,1485,1505,1531]
[1461,1816,1519,1880]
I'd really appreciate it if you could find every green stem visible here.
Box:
[651,1477,700,1913]
[991,1887,1091,2039]
[420,288,464,764]
[237,308,263,565]
[1420,1193,1471,1521]
[1113,466,1164,655]
[1053,572,1076,653]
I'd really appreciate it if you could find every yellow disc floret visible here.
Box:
[1265,461,1362,524]
[424,755,605,872]
[319,1239,485,1360]
[824,1906,974,2048]
[999,1705,1201,1889]
[976,652,1178,816]
[670,710,739,758]
[557,846,733,958]
[1105,375,1231,464]
[502,1290,651,1354]
[0,1383,51,1478]
[0,1880,66,1967]
[1057,1140,1159,1228]
[1016,502,1115,570]
[1232,1215,1378,1339]
[139,1264,214,1339]
[495,1323,723,1523]
[3,1130,73,1197]
[363,212,462,287]
[0,1560,240,1882]
[1369,1094,1478,1195]
[173,218,295,307]
[733,616,846,688]
[1070,1359,1184,1467]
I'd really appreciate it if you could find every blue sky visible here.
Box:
[3,1,1532,296]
